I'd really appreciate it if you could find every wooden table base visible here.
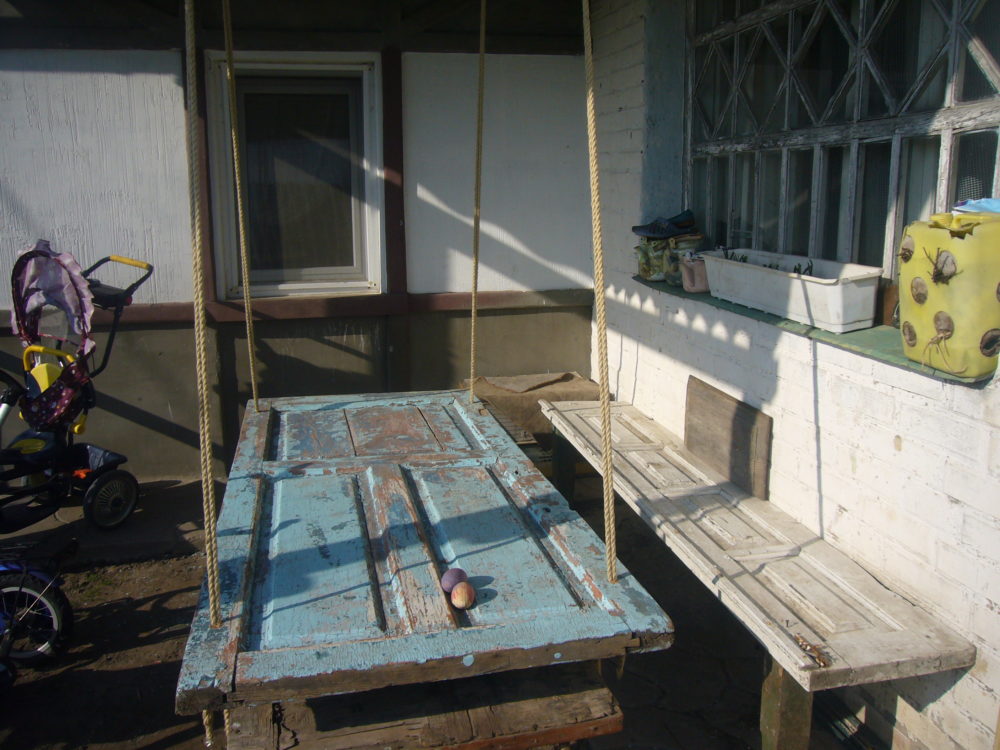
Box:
[228,661,622,750]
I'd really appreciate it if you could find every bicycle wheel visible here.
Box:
[83,469,139,530]
[0,573,73,663]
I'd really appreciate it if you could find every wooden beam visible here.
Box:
[760,658,813,750]
[382,46,408,296]
[404,31,583,55]
[401,0,479,35]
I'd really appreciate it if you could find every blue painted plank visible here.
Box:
[410,464,579,625]
[273,409,354,460]
[360,465,457,635]
[247,474,384,651]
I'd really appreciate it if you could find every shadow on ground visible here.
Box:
[570,476,844,750]
[0,479,220,565]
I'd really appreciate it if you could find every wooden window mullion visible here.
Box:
[841,139,860,263]
[936,128,955,212]
[808,144,822,258]
[882,132,903,276]
[778,148,790,253]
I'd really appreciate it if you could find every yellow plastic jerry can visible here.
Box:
[897,212,1000,378]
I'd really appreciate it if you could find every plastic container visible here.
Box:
[701,249,882,332]
[681,258,709,293]
[897,212,1000,378]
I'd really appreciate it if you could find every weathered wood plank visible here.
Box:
[177,391,673,713]
[761,659,813,750]
[228,661,621,750]
[540,399,976,692]
[176,404,274,713]
[685,375,772,499]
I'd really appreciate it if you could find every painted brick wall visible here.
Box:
[590,1,1000,748]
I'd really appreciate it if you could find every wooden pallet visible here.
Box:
[228,661,622,750]
[541,383,975,750]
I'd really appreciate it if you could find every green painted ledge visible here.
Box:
[631,276,993,387]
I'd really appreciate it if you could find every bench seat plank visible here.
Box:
[541,399,976,692]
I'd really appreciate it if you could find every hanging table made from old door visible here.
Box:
[176,390,673,724]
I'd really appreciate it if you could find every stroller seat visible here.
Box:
[0,432,65,466]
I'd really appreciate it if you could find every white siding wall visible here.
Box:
[402,53,593,294]
[591,1,1000,748]
[0,50,192,305]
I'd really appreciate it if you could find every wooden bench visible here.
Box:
[541,377,976,750]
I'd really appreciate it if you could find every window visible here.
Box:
[688,0,1000,275]
[206,52,384,299]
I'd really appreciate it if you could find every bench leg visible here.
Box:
[553,431,577,501]
[760,658,813,750]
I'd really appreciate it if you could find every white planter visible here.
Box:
[701,249,882,333]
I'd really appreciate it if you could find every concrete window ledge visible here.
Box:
[631,276,994,387]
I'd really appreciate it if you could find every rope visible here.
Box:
[184,0,226,743]
[581,0,617,584]
[468,0,487,403]
[222,0,261,412]
[183,0,222,631]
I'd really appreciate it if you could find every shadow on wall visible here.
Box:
[215,317,388,466]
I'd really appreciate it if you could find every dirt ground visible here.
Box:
[1,554,212,750]
[0,479,844,750]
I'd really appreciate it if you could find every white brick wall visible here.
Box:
[590,1,1000,747]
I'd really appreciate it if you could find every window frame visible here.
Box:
[685,0,1000,278]
[205,50,385,300]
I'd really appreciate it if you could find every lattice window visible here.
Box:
[687,0,1000,273]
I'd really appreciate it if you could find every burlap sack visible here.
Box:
[465,372,600,448]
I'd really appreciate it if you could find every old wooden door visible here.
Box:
[177,390,673,713]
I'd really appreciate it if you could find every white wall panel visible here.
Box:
[0,50,192,306]
[402,53,592,294]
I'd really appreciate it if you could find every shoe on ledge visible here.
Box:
[632,209,697,239]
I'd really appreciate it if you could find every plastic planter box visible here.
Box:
[701,249,882,333]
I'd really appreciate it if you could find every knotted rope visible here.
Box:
[582,0,617,583]
[468,0,487,403]
[183,0,230,743]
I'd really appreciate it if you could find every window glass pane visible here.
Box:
[961,50,999,101]
[759,151,782,251]
[692,158,709,235]
[858,141,891,268]
[962,0,1000,100]
[712,156,730,246]
[732,153,756,247]
[239,78,363,279]
[863,63,890,119]
[743,31,785,132]
[954,129,998,203]
[718,37,736,137]
[735,30,758,135]
[796,6,853,122]
[768,13,789,57]
[695,45,731,141]
[910,57,947,114]
[788,6,819,128]
[869,0,946,112]
[900,135,939,227]
[821,145,850,260]
[785,149,813,254]
[696,0,736,35]
[829,0,861,32]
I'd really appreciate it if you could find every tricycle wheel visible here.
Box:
[0,573,73,663]
[83,470,138,530]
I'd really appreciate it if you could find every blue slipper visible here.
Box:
[632,209,697,238]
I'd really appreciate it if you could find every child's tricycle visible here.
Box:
[0,240,153,533]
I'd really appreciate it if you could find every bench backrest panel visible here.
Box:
[684,376,772,499]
